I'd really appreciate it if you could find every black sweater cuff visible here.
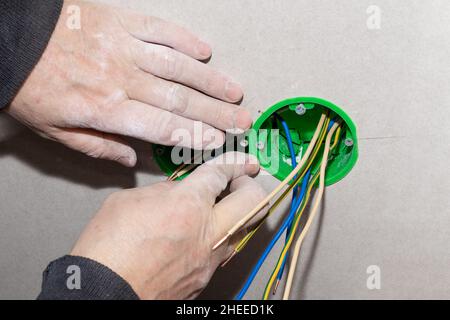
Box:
[0,0,64,109]
[37,255,139,300]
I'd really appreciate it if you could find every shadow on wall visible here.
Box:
[198,222,272,300]
[199,193,327,300]
[0,114,162,190]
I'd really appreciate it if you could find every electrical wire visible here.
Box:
[170,111,342,300]
[274,114,300,236]
[231,167,307,254]
[263,171,320,299]
[274,119,336,283]
[234,115,329,300]
[221,173,303,268]
[282,122,340,300]
[168,152,204,181]
[264,125,342,298]
[229,115,330,260]
[234,172,309,300]
[274,114,298,168]
[213,113,328,251]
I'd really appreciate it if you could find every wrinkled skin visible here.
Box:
[71,153,268,299]
[7,0,251,167]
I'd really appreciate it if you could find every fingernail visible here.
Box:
[234,108,253,130]
[125,153,137,167]
[225,81,244,102]
[197,41,212,58]
[119,156,135,168]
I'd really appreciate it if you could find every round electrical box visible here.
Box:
[152,97,358,186]
[248,97,358,186]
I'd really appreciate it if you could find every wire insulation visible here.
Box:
[282,122,340,300]
[213,114,328,251]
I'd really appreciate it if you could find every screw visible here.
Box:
[257,141,265,150]
[344,138,354,147]
[156,147,164,156]
[240,139,249,148]
[295,104,307,115]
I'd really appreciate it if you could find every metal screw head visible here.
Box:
[295,104,307,115]
[344,138,354,147]
[156,147,164,156]
[240,139,249,148]
[257,141,265,150]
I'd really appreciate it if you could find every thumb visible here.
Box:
[54,128,137,167]
[177,152,260,206]
[212,175,269,245]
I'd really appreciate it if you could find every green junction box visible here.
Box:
[153,97,358,186]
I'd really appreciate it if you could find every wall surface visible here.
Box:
[1,0,449,299]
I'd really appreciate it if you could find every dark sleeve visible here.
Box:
[0,0,64,109]
[37,255,139,300]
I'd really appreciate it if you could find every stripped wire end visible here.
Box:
[213,233,231,251]
[273,279,281,295]
[221,250,237,268]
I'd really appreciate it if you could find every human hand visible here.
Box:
[70,153,267,299]
[6,0,251,167]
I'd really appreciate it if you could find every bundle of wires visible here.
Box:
[169,111,342,300]
[218,112,342,300]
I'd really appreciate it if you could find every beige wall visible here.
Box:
[1,0,449,299]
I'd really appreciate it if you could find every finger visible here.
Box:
[177,152,260,205]
[127,71,252,131]
[132,43,244,103]
[90,100,225,150]
[212,176,269,240]
[119,10,211,60]
[54,128,137,167]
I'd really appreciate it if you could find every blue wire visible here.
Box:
[276,119,336,281]
[235,170,310,300]
[274,115,298,229]
[276,170,311,281]
[274,114,302,281]
[328,119,336,131]
[275,115,297,169]
[271,114,307,283]
[235,117,338,299]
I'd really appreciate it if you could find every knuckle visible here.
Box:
[80,103,103,129]
[160,48,182,80]
[198,165,225,186]
[83,138,109,160]
[141,43,158,65]
[165,84,190,115]
[211,103,225,127]
[155,111,176,144]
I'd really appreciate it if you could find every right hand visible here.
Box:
[7,0,251,167]
[71,153,268,299]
